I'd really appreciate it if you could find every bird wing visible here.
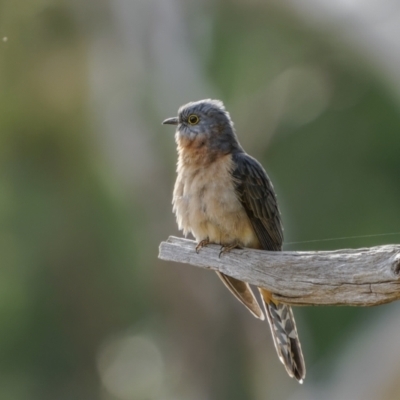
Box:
[231,151,283,251]
[232,152,306,381]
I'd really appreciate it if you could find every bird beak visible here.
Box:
[162,117,178,125]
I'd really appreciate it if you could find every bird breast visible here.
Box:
[173,153,259,247]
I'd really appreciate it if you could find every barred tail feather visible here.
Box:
[259,288,306,383]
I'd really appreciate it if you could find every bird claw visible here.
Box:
[219,242,240,258]
[195,239,209,254]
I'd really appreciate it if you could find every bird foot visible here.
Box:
[195,239,209,254]
[219,242,241,258]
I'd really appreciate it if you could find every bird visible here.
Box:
[162,99,305,382]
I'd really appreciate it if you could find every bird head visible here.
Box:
[162,99,241,155]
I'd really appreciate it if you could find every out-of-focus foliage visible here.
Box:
[1,0,400,399]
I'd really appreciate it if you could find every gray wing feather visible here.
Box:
[231,152,283,251]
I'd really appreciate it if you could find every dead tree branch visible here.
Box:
[158,236,400,306]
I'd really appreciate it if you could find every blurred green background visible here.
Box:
[1,0,400,399]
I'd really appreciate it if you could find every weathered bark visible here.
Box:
[158,236,400,306]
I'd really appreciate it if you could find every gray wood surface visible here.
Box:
[158,236,400,306]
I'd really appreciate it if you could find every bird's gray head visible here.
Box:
[162,99,242,155]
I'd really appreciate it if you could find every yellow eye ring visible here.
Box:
[188,114,199,125]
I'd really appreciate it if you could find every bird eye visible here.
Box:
[188,114,199,125]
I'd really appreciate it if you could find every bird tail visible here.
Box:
[216,272,265,320]
[259,288,306,383]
